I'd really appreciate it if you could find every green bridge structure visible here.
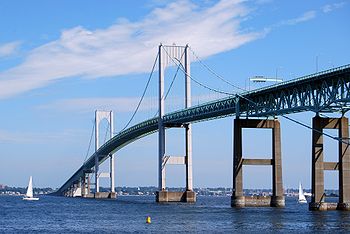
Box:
[54,44,350,211]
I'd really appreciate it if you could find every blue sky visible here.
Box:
[0,0,349,189]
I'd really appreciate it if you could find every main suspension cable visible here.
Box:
[121,53,159,131]
[83,120,95,163]
[164,51,185,101]
[163,48,235,97]
[189,47,246,92]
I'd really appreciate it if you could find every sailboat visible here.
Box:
[298,182,307,204]
[23,176,39,201]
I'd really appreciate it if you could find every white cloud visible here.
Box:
[38,97,157,113]
[263,10,317,34]
[0,0,260,99]
[322,2,346,13]
[283,10,316,25]
[255,0,273,4]
[0,41,21,57]
[0,129,85,143]
[37,94,228,114]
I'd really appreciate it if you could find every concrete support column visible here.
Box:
[95,155,99,193]
[232,118,244,207]
[158,44,166,191]
[339,117,350,209]
[185,124,193,191]
[110,154,115,193]
[271,120,285,207]
[310,116,350,211]
[95,110,100,193]
[109,111,115,193]
[185,45,193,191]
[231,118,284,207]
[310,116,325,208]
[75,182,81,197]
[81,177,86,197]
[87,174,90,195]
[70,185,74,197]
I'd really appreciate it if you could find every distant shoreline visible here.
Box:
[1,186,340,197]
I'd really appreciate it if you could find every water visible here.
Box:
[1,195,350,233]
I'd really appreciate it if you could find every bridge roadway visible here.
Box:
[56,64,350,195]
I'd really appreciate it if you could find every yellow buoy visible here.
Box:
[146,216,151,224]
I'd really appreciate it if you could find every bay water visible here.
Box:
[1,195,350,233]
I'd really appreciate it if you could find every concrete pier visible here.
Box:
[231,118,285,207]
[310,116,350,211]
[156,191,196,203]
[81,192,116,199]
[86,192,117,199]
[231,195,284,207]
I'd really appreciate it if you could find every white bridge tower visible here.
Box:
[156,44,196,202]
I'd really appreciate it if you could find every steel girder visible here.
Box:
[240,65,350,117]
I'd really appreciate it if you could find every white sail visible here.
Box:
[23,176,39,200]
[298,182,307,203]
[26,176,33,198]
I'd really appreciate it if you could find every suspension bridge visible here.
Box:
[54,44,350,211]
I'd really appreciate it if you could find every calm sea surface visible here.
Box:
[1,195,350,233]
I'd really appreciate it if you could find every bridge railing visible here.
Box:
[243,64,350,95]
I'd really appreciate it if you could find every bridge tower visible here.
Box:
[309,115,350,210]
[156,44,196,203]
[82,110,116,199]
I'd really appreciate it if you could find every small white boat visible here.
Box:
[298,182,307,204]
[23,176,39,201]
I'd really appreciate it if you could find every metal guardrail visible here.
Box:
[243,64,350,95]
